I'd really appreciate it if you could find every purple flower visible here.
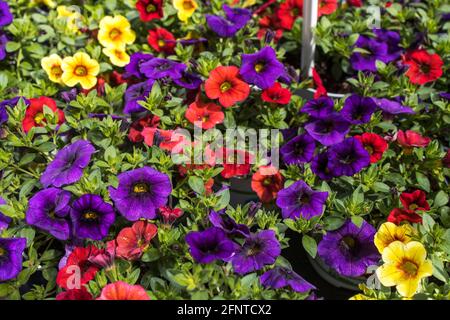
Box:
[209,210,250,237]
[440,92,450,100]
[374,97,415,115]
[0,237,26,282]
[173,72,202,89]
[373,28,402,61]
[124,80,154,114]
[350,36,391,72]
[231,230,281,274]
[305,113,350,146]
[185,227,236,263]
[0,96,29,125]
[0,34,7,61]
[124,52,154,79]
[40,140,95,188]
[280,133,316,165]
[341,94,377,125]
[109,166,171,221]
[70,194,115,241]
[260,267,316,293]
[206,5,251,37]
[300,97,334,118]
[276,180,328,220]
[311,151,334,181]
[60,88,78,102]
[140,58,187,80]
[317,219,380,277]
[328,137,370,177]
[25,188,72,240]
[0,1,13,27]
[240,47,285,89]
[0,197,11,230]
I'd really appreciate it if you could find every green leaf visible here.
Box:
[6,41,20,52]
[141,247,160,262]
[302,235,317,258]
[421,213,435,232]
[351,216,364,228]
[188,176,205,195]
[373,182,390,193]
[415,172,430,192]
[434,191,449,208]
[323,216,345,231]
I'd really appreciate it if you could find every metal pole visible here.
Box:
[301,0,319,79]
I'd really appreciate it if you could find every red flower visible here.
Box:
[251,166,284,203]
[136,0,163,22]
[56,245,103,290]
[396,130,431,149]
[159,206,184,224]
[257,15,284,42]
[142,127,186,151]
[354,133,388,163]
[185,101,224,129]
[116,221,158,260]
[261,82,292,105]
[387,208,422,225]
[400,190,430,212]
[97,281,150,300]
[312,68,327,98]
[347,0,362,7]
[205,178,214,195]
[219,148,253,179]
[110,71,128,86]
[147,27,176,54]
[276,0,303,30]
[205,66,250,108]
[403,49,443,85]
[318,0,338,16]
[22,97,65,132]
[128,114,160,143]
[56,288,93,300]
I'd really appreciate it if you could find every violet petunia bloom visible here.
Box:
[374,97,415,115]
[25,188,72,240]
[0,96,30,125]
[209,210,250,237]
[317,219,380,277]
[70,194,115,241]
[185,227,236,264]
[276,180,328,220]
[0,197,11,230]
[0,237,26,282]
[373,28,402,62]
[108,166,171,221]
[280,133,316,165]
[40,140,95,188]
[300,96,334,118]
[0,1,13,27]
[350,36,391,72]
[260,267,316,293]
[173,72,202,89]
[240,47,285,89]
[206,4,251,38]
[341,94,377,125]
[440,92,450,100]
[328,137,370,177]
[231,230,281,274]
[311,151,335,181]
[124,52,154,79]
[60,88,78,103]
[140,58,187,80]
[0,34,7,61]
[124,80,154,114]
[305,113,350,146]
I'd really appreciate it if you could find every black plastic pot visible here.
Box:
[229,176,259,207]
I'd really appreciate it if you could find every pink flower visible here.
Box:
[97,281,150,300]
[397,130,431,149]
[116,221,158,260]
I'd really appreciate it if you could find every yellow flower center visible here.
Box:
[365,145,373,155]
[158,39,166,47]
[109,28,121,40]
[51,65,62,77]
[409,204,418,210]
[342,236,356,249]
[83,211,98,220]
[34,112,45,124]
[401,260,418,276]
[0,247,5,257]
[133,183,149,193]
[147,4,156,12]
[220,81,232,93]
[183,0,195,10]
[74,65,88,76]
[202,116,209,123]
[254,63,265,73]
[263,178,272,186]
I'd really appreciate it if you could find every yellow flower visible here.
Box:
[102,47,130,67]
[98,15,136,49]
[349,294,375,300]
[173,0,198,22]
[376,241,433,298]
[41,54,64,83]
[374,222,414,253]
[61,52,100,90]
[57,5,82,33]
[31,0,56,8]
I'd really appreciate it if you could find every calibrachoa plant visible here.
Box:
[0,0,448,301]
